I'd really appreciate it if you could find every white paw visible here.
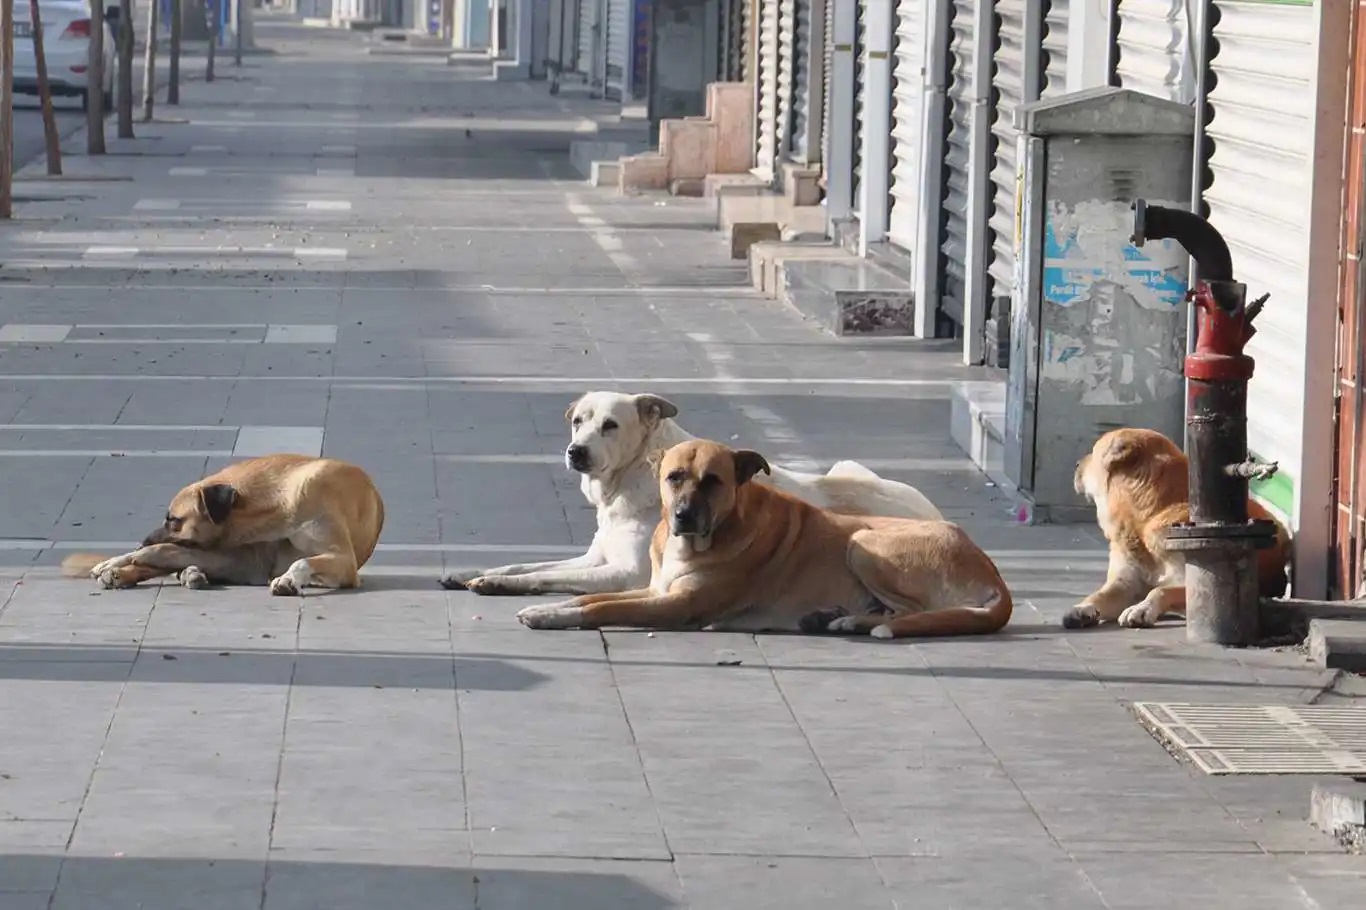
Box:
[516,604,584,630]
[96,568,125,589]
[90,555,131,579]
[1118,602,1161,629]
[269,575,299,597]
[826,615,862,634]
[870,624,894,640]
[179,566,209,590]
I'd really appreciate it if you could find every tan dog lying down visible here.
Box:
[516,440,1012,638]
[61,454,385,596]
[1064,427,1289,630]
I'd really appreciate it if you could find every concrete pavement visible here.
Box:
[0,12,1363,908]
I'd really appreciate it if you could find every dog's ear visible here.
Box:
[564,396,583,423]
[634,394,679,424]
[199,484,239,524]
[732,450,772,486]
[1099,434,1142,474]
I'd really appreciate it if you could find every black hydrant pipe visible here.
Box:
[1131,200,1234,283]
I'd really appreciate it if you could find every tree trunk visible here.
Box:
[206,0,217,82]
[29,0,63,175]
[86,0,106,154]
[0,0,14,219]
[141,0,158,120]
[117,0,134,138]
[168,0,181,104]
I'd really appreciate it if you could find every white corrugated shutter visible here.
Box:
[1042,0,1068,98]
[940,0,977,324]
[605,0,630,99]
[789,0,814,161]
[756,0,782,175]
[820,0,835,180]
[887,0,926,249]
[987,0,1030,304]
[777,0,797,159]
[742,0,756,82]
[1114,0,1196,102]
[576,0,596,77]
[852,0,869,216]
[1204,0,1314,501]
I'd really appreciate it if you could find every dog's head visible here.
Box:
[1074,427,1186,504]
[563,391,680,476]
[658,440,770,552]
[141,481,239,548]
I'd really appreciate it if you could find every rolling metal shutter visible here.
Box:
[987,0,1030,304]
[852,0,869,216]
[1204,0,1314,514]
[742,0,756,82]
[886,0,926,249]
[940,0,976,324]
[605,0,630,99]
[1114,0,1195,102]
[1042,0,1068,98]
[820,0,835,180]
[756,0,782,175]
[777,0,798,160]
[789,0,814,161]
[576,0,596,78]
[722,0,748,80]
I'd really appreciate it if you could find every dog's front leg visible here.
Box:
[442,551,604,592]
[517,589,714,631]
[1061,550,1152,629]
[92,544,226,589]
[1118,584,1187,629]
[465,561,648,597]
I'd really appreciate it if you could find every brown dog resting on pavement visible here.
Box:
[515,439,1013,638]
[1063,427,1290,630]
[61,454,385,596]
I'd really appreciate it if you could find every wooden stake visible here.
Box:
[86,0,106,155]
[29,0,64,175]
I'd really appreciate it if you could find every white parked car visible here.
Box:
[12,1,117,111]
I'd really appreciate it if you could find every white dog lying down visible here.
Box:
[440,391,943,597]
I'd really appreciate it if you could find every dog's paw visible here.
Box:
[439,569,480,590]
[179,566,210,590]
[465,575,524,596]
[516,603,583,630]
[1062,604,1101,629]
[1117,601,1164,629]
[798,608,849,633]
[96,566,138,589]
[269,574,300,597]
[826,615,868,635]
[870,624,895,640]
[90,555,131,579]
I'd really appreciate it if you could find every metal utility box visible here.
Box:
[1004,87,1194,524]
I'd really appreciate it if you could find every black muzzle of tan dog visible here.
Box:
[141,525,199,548]
[670,498,711,538]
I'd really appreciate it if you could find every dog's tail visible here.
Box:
[59,553,107,577]
[826,459,879,480]
[872,586,1014,639]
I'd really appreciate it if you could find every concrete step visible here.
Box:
[951,380,1009,489]
[1308,616,1366,671]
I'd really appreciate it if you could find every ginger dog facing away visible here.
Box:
[441,391,943,597]
[515,440,1012,638]
[62,454,385,596]
[1063,427,1290,630]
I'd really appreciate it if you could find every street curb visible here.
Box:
[1310,779,1366,852]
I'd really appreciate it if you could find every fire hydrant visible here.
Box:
[1130,200,1281,646]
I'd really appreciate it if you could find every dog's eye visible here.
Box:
[571,417,582,427]
[699,473,720,487]
[665,470,686,485]
[601,420,618,432]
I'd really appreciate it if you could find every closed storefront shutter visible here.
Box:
[1204,0,1315,525]
[777,0,798,160]
[756,0,782,175]
[940,0,977,325]
[605,0,630,99]
[852,0,870,217]
[886,0,926,250]
[987,0,1033,306]
[1114,0,1195,102]
[789,0,815,161]
[576,0,597,77]
[1042,0,1068,98]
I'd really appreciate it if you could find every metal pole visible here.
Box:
[206,0,217,82]
[0,0,13,220]
[233,0,241,66]
[168,0,181,104]
[141,0,159,121]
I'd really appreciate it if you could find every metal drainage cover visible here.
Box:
[1133,702,1366,775]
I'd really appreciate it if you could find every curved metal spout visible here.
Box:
[1131,200,1233,283]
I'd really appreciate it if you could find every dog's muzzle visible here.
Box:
[670,503,710,538]
[565,444,591,473]
[141,526,198,548]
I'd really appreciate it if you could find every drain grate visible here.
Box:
[1134,702,1366,775]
